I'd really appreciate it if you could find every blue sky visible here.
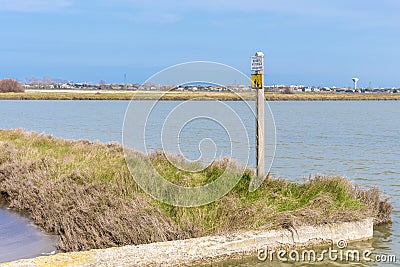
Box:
[0,0,399,87]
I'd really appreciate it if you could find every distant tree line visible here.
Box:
[0,79,24,93]
[25,76,68,88]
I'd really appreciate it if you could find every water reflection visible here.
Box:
[0,208,58,263]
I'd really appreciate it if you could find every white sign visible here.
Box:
[251,56,263,71]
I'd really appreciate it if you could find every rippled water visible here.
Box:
[0,100,399,265]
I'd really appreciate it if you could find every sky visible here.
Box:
[0,0,399,88]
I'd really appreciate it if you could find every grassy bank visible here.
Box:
[0,91,400,101]
[0,129,392,252]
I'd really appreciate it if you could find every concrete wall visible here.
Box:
[1,218,373,267]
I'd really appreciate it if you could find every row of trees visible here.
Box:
[26,76,67,86]
[0,79,24,93]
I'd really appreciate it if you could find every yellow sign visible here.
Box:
[251,74,262,89]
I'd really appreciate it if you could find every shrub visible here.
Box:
[281,87,294,94]
[0,78,24,93]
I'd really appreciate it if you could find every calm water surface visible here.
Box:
[0,208,58,262]
[0,100,398,266]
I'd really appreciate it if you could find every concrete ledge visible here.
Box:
[1,218,373,267]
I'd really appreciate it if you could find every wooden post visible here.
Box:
[254,52,265,178]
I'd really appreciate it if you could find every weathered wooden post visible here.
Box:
[251,52,265,177]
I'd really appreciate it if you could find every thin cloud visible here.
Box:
[113,0,341,16]
[122,12,180,24]
[113,0,400,27]
[0,0,73,12]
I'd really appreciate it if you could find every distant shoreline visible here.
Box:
[0,90,399,101]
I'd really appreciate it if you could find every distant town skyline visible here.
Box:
[1,0,399,88]
[19,77,400,91]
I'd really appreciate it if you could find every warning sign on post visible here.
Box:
[251,74,262,89]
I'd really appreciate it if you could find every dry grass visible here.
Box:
[0,129,392,252]
[0,91,399,101]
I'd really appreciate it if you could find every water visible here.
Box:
[0,100,399,265]
[0,208,58,262]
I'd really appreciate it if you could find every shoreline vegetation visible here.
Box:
[0,90,400,101]
[0,129,392,253]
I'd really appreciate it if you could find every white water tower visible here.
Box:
[352,77,359,90]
